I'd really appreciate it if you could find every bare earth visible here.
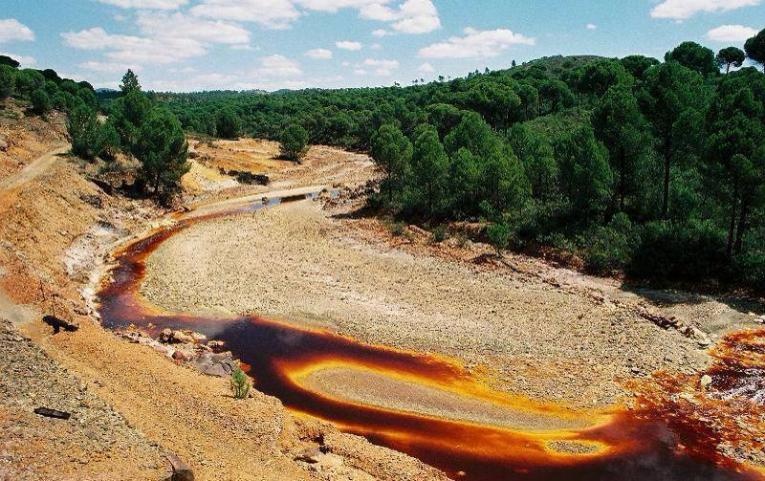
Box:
[141,200,710,407]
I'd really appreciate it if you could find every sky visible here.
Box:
[1,0,763,92]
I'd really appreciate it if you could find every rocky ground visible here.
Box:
[141,199,728,407]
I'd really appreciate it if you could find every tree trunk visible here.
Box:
[727,187,738,258]
[662,135,672,219]
[734,198,749,255]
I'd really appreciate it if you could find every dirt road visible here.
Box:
[0,143,69,193]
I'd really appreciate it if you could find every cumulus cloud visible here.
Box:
[336,40,363,50]
[362,58,399,75]
[0,19,35,43]
[62,27,206,64]
[96,0,188,8]
[256,54,302,77]
[707,24,758,42]
[418,62,434,73]
[305,48,333,59]
[586,23,597,30]
[136,12,250,45]
[419,27,535,59]
[651,0,761,20]
[372,28,388,37]
[191,0,439,33]
[80,60,142,72]
[191,0,300,29]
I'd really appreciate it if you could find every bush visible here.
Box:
[627,220,728,283]
[432,224,448,243]
[389,221,406,237]
[0,65,14,99]
[68,105,101,160]
[487,222,511,255]
[230,367,251,399]
[30,88,51,115]
[280,124,309,162]
[584,213,635,275]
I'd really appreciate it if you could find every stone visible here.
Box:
[190,332,207,343]
[189,351,237,377]
[700,375,713,389]
[171,330,195,344]
[166,454,194,481]
[159,328,173,343]
[0,135,7,152]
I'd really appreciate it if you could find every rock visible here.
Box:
[166,454,194,481]
[207,340,225,350]
[190,332,207,343]
[0,135,7,152]
[172,350,192,362]
[170,330,195,344]
[295,447,322,463]
[159,328,173,343]
[33,407,71,420]
[42,315,79,334]
[189,351,237,377]
[700,375,713,389]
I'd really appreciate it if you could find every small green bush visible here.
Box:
[390,221,406,237]
[432,225,448,243]
[487,222,511,255]
[230,367,251,400]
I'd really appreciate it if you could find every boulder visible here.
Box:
[700,375,713,389]
[171,330,195,344]
[189,351,237,377]
[0,135,7,152]
[166,454,194,481]
[159,328,173,343]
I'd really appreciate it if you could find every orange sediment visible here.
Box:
[97,195,765,481]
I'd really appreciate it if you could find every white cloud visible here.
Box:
[341,61,350,66]
[0,51,35,66]
[256,54,302,77]
[96,0,188,8]
[370,42,382,50]
[0,19,35,43]
[336,40,363,50]
[372,28,388,37]
[707,24,758,42]
[419,27,535,59]
[191,0,301,30]
[305,48,333,59]
[586,23,597,30]
[136,12,251,45]
[390,0,440,34]
[418,62,434,73]
[354,68,367,75]
[651,0,760,20]
[62,27,206,64]
[363,58,399,75]
[80,60,142,72]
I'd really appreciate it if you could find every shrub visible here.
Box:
[280,124,309,162]
[230,367,251,399]
[0,65,14,99]
[432,224,448,243]
[389,221,406,237]
[30,88,51,115]
[584,213,635,275]
[487,222,511,255]
[627,220,728,283]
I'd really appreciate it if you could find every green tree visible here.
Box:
[577,59,633,97]
[487,221,511,255]
[641,62,707,218]
[0,55,19,69]
[133,108,190,197]
[30,88,51,115]
[68,105,101,160]
[371,124,413,204]
[554,125,613,220]
[745,28,765,72]
[98,121,121,161]
[716,47,746,74]
[507,124,557,201]
[111,90,152,151]
[215,108,241,139]
[665,41,718,76]
[592,84,653,212]
[120,69,141,95]
[448,147,482,217]
[620,55,660,80]
[409,125,450,218]
[15,69,44,96]
[279,123,309,162]
[0,65,15,99]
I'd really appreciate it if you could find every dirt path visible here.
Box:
[0,143,69,193]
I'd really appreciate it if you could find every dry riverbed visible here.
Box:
[141,199,713,407]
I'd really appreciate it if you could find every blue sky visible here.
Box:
[1,0,763,91]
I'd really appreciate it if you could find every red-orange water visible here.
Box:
[97,196,765,481]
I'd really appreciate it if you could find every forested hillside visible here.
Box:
[149,33,765,291]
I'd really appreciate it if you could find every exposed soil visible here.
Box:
[141,200,712,407]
